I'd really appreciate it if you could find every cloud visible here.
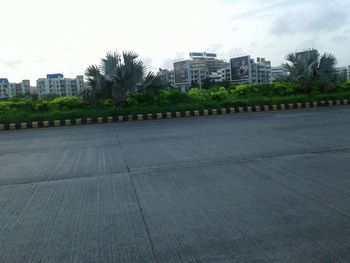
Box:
[270,3,349,35]
[1,59,23,69]
[230,0,296,21]
[160,58,174,70]
[205,44,224,53]
[221,48,245,58]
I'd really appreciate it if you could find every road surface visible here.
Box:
[1,107,350,262]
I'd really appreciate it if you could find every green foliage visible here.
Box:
[1,82,350,124]
[85,50,166,105]
[284,50,337,92]
[128,93,153,107]
[40,94,61,101]
[48,97,84,111]
[0,100,35,113]
[210,87,229,101]
[102,99,116,109]
[0,102,10,113]
[153,89,189,106]
[336,80,350,93]
[188,88,209,102]
[35,100,49,112]
[231,82,299,97]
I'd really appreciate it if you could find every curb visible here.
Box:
[0,99,348,132]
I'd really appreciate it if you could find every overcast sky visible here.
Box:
[1,0,349,84]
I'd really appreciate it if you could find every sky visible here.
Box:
[1,0,349,84]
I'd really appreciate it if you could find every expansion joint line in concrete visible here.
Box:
[126,164,159,263]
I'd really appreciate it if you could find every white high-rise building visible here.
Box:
[336,66,350,82]
[157,68,175,87]
[272,65,289,81]
[173,53,272,90]
[229,56,272,85]
[36,74,85,98]
[174,52,229,90]
[0,79,31,99]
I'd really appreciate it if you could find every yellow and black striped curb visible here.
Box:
[0,99,348,131]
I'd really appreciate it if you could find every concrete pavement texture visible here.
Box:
[0,107,350,262]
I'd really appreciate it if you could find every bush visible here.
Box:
[210,87,229,101]
[271,82,299,96]
[0,100,35,113]
[188,88,210,102]
[232,84,261,97]
[35,100,49,112]
[102,99,116,109]
[231,82,299,97]
[219,97,251,107]
[1,82,350,124]
[48,97,84,111]
[336,80,350,93]
[128,93,153,106]
[153,89,189,106]
[0,102,10,113]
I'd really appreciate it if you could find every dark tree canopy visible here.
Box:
[83,51,166,106]
[284,50,337,92]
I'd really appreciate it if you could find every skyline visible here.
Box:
[1,0,349,84]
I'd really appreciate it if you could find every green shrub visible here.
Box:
[128,93,153,106]
[268,95,308,105]
[188,88,210,102]
[35,100,49,112]
[271,82,299,96]
[1,82,350,124]
[231,82,299,97]
[336,81,350,93]
[102,99,115,109]
[225,98,249,107]
[153,89,189,106]
[48,97,84,111]
[232,84,261,97]
[0,100,35,113]
[246,96,273,105]
[0,102,10,113]
[210,87,229,101]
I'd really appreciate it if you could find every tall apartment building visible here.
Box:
[157,68,175,87]
[173,53,272,90]
[174,52,229,90]
[0,78,31,99]
[272,65,289,81]
[336,66,350,82]
[229,56,272,85]
[209,66,231,83]
[36,74,85,98]
[0,79,9,99]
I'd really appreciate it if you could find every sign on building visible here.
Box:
[174,61,189,84]
[230,56,250,81]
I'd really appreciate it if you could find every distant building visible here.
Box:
[208,66,231,83]
[157,68,175,87]
[251,57,272,84]
[336,66,350,82]
[272,65,289,81]
[295,49,319,59]
[36,74,85,98]
[174,52,229,90]
[0,78,31,99]
[0,79,9,99]
[230,56,272,85]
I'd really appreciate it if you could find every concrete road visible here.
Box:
[1,107,350,263]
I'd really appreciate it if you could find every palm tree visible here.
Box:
[284,50,337,92]
[84,51,164,106]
